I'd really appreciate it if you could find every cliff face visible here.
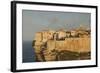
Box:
[32,29,91,62]
[47,38,90,52]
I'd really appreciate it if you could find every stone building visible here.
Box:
[56,29,66,40]
[34,32,42,42]
[66,31,71,38]
[70,30,78,37]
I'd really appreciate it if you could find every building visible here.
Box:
[66,31,71,38]
[56,29,66,40]
[34,32,42,42]
[70,30,78,37]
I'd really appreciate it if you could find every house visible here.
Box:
[66,31,71,38]
[56,29,66,40]
[42,30,55,42]
[48,30,55,40]
[70,30,78,37]
[34,32,42,42]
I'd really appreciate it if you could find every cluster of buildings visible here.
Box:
[34,28,90,43]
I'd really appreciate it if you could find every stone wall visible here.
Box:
[47,37,90,52]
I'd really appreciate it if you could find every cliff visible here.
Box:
[32,29,91,62]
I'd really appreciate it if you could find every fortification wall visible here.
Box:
[47,37,90,52]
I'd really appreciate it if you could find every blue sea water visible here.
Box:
[22,41,35,63]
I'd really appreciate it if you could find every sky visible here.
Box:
[22,10,91,41]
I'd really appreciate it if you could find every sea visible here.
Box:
[22,41,35,63]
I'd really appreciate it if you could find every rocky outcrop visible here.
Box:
[32,29,91,62]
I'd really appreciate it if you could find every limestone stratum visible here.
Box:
[32,27,91,62]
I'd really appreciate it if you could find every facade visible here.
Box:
[56,30,66,40]
[34,32,42,42]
